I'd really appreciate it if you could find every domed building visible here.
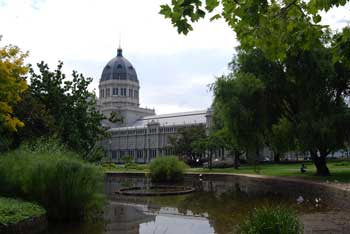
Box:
[98,47,155,126]
[99,47,214,163]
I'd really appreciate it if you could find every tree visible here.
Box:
[161,0,350,176]
[160,0,350,60]
[281,44,350,175]
[269,117,296,162]
[169,125,207,164]
[20,61,106,158]
[0,43,28,150]
[213,71,269,163]
[213,38,350,176]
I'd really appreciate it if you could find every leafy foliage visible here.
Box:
[160,0,350,60]
[238,206,303,234]
[149,156,188,182]
[169,125,207,163]
[0,140,105,221]
[213,33,350,175]
[13,61,106,158]
[0,197,45,225]
[0,43,28,150]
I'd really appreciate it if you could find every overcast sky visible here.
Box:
[0,0,349,114]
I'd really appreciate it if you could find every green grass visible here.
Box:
[101,162,149,172]
[191,160,350,183]
[0,197,45,225]
[102,160,350,183]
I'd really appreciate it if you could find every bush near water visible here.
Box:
[238,206,303,234]
[149,156,188,182]
[0,141,105,221]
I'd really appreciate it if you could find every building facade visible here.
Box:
[98,47,213,163]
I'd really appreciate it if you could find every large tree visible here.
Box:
[213,41,350,176]
[16,61,106,158]
[160,1,350,176]
[0,42,28,150]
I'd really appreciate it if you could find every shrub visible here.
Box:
[238,206,303,234]
[149,156,188,182]
[121,155,134,164]
[0,145,104,221]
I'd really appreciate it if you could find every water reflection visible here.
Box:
[45,175,334,234]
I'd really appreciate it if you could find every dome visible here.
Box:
[100,48,138,82]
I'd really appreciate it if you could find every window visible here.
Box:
[150,149,157,159]
[120,88,127,96]
[112,88,118,96]
[137,150,143,159]
[134,90,138,98]
[101,89,105,98]
[129,89,133,97]
[112,151,117,160]
[106,88,110,97]
[117,64,122,69]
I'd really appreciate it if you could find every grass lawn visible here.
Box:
[102,160,350,183]
[191,160,350,183]
[101,162,149,172]
[0,197,46,225]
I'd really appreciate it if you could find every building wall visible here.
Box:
[102,123,206,163]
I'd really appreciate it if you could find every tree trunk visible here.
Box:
[209,151,213,169]
[274,152,281,162]
[310,150,330,176]
[234,150,240,169]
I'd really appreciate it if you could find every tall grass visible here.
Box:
[149,156,188,182]
[238,206,303,234]
[0,141,104,221]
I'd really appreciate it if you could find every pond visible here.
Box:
[43,174,348,234]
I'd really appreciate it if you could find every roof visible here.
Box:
[109,110,207,131]
[100,48,138,82]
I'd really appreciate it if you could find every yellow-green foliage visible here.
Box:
[0,145,104,221]
[149,156,188,182]
[0,43,28,132]
[0,197,45,225]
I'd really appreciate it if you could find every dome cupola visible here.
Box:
[100,47,138,82]
[97,46,155,126]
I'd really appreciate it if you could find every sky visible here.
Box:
[0,0,349,114]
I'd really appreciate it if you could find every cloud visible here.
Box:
[1,0,349,114]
